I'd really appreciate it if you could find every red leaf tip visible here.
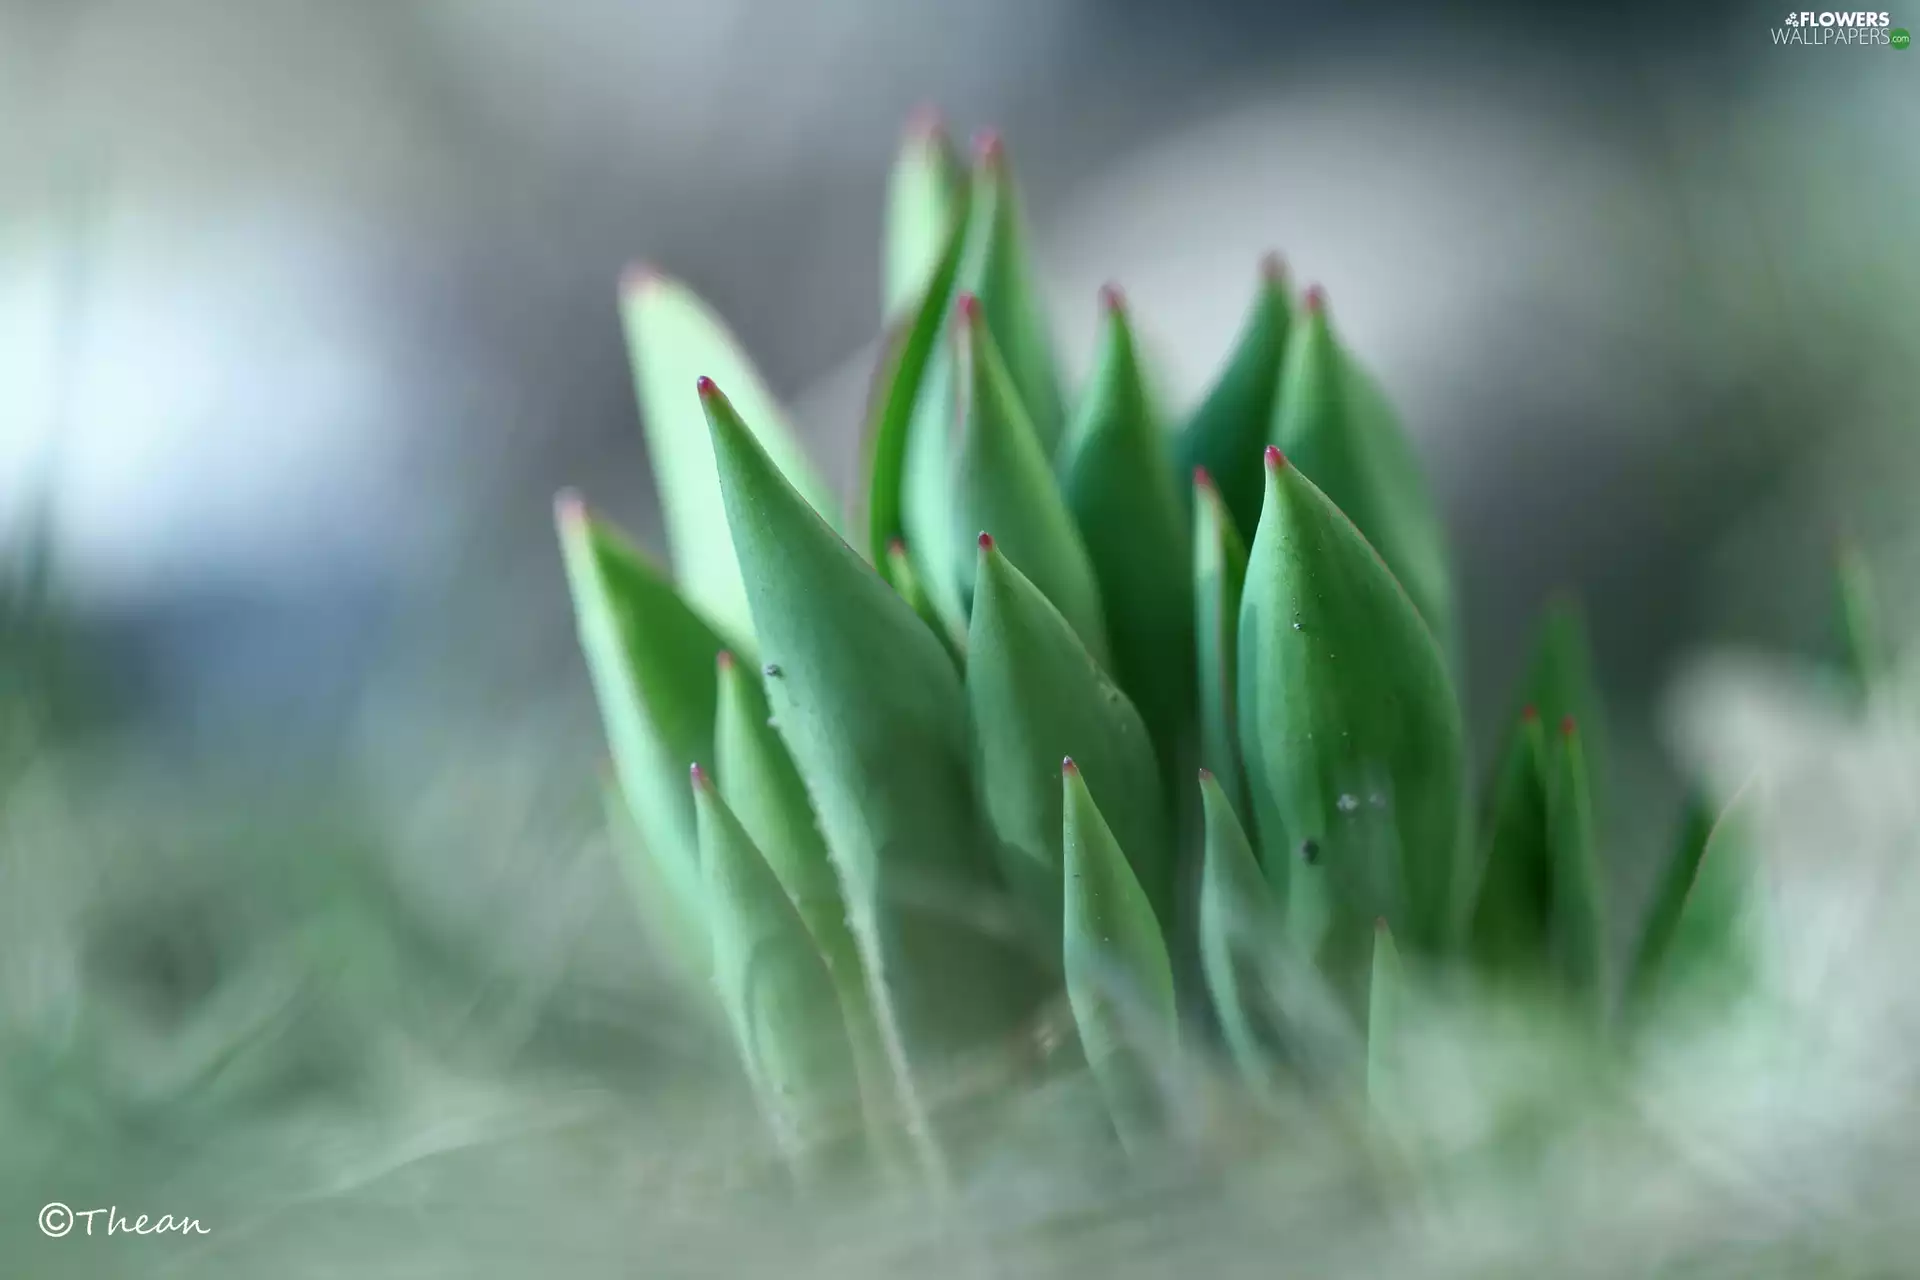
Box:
[1375,916,1390,934]
[1193,465,1215,491]
[972,128,1005,164]
[886,536,908,557]
[716,649,736,672]
[955,291,984,325]
[1061,756,1079,775]
[1304,284,1328,314]
[1265,444,1289,470]
[1098,282,1126,315]
[553,488,588,527]
[903,103,945,140]
[618,261,661,295]
[976,531,995,551]
[695,375,719,399]
[689,762,711,790]
[1560,715,1578,739]
[1521,704,1539,723]
[1197,766,1215,783]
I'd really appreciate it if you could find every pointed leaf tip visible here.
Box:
[956,291,983,325]
[1560,715,1577,738]
[972,128,1004,163]
[1260,252,1287,284]
[1197,766,1215,783]
[1193,466,1215,490]
[1521,704,1539,722]
[695,374,719,398]
[690,761,710,790]
[904,102,946,139]
[1099,283,1126,314]
[715,648,735,672]
[1304,284,1327,313]
[618,261,660,295]
[977,530,994,550]
[554,488,588,527]
[1062,756,1078,775]
[1265,445,1288,470]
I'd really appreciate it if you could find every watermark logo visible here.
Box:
[39,1203,209,1238]
[1773,10,1904,43]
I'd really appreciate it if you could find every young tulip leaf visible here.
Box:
[1062,760,1179,1154]
[1624,789,1716,1006]
[885,537,964,665]
[620,269,839,642]
[1059,287,1195,775]
[1508,597,1606,809]
[865,172,972,573]
[1194,468,1251,821]
[954,133,1066,456]
[885,110,967,320]
[702,380,1040,1082]
[1836,543,1888,700]
[1467,707,1553,975]
[1546,718,1607,1006]
[1271,291,1455,659]
[1175,257,1292,536]
[967,534,1172,942]
[694,765,863,1173]
[1197,769,1284,1099]
[1638,781,1764,1010]
[1236,448,1467,965]
[951,295,1109,662]
[557,496,723,959]
[714,651,892,1115]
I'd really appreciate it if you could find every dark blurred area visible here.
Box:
[4,0,1917,852]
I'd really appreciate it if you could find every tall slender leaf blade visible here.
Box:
[1062,760,1178,1154]
[621,269,839,641]
[1236,448,1467,973]
[1197,769,1285,1099]
[1271,291,1455,658]
[694,765,863,1173]
[557,496,723,962]
[1059,287,1195,774]
[967,534,1171,942]
[1624,788,1717,1007]
[885,110,967,320]
[1546,718,1606,1007]
[1467,707,1553,975]
[1174,257,1292,536]
[1194,468,1251,821]
[702,379,1039,1079]
[714,650,892,1117]
[951,295,1109,661]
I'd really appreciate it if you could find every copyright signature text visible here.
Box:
[39,1203,209,1238]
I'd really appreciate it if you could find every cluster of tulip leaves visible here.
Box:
[559,119,1769,1177]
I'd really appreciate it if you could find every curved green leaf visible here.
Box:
[557,496,723,963]
[1236,449,1467,968]
[620,268,838,641]
[1636,780,1762,1011]
[1624,789,1716,1008]
[1546,718,1606,1007]
[951,296,1108,661]
[1467,707,1552,975]
[1193,468,1250,822]
[1366,920,1403,1115]
[1197,769,1283,1097]
[954,134,1065,456]
[714,650,891,1114]
[885,112,967,320]
[1062,760,1178,1154]
[967,535,1171,941]
[1271,294,1455,659]
[694,765,862,1172]
[1059,288,1194,773]
[1174,258,1292,537]
[702,380,1039,1078]
[864,185,971,573]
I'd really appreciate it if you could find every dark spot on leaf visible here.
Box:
[1298,839,1320,865]
[763,663,782,678]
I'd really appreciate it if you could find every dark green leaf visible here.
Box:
[1174,257,1292,537]
[1062,760,1179,1153]
[1193,468,1251,822]
[967,534,1172,942]
[950,295,1109,662]
[1467,708,1552,975]
[1059,288,1195,775]
[1236,448,1467,968]
[1271,293,1455,658]
[1624,789,1716,1006]
[1546,718,1606,1006]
